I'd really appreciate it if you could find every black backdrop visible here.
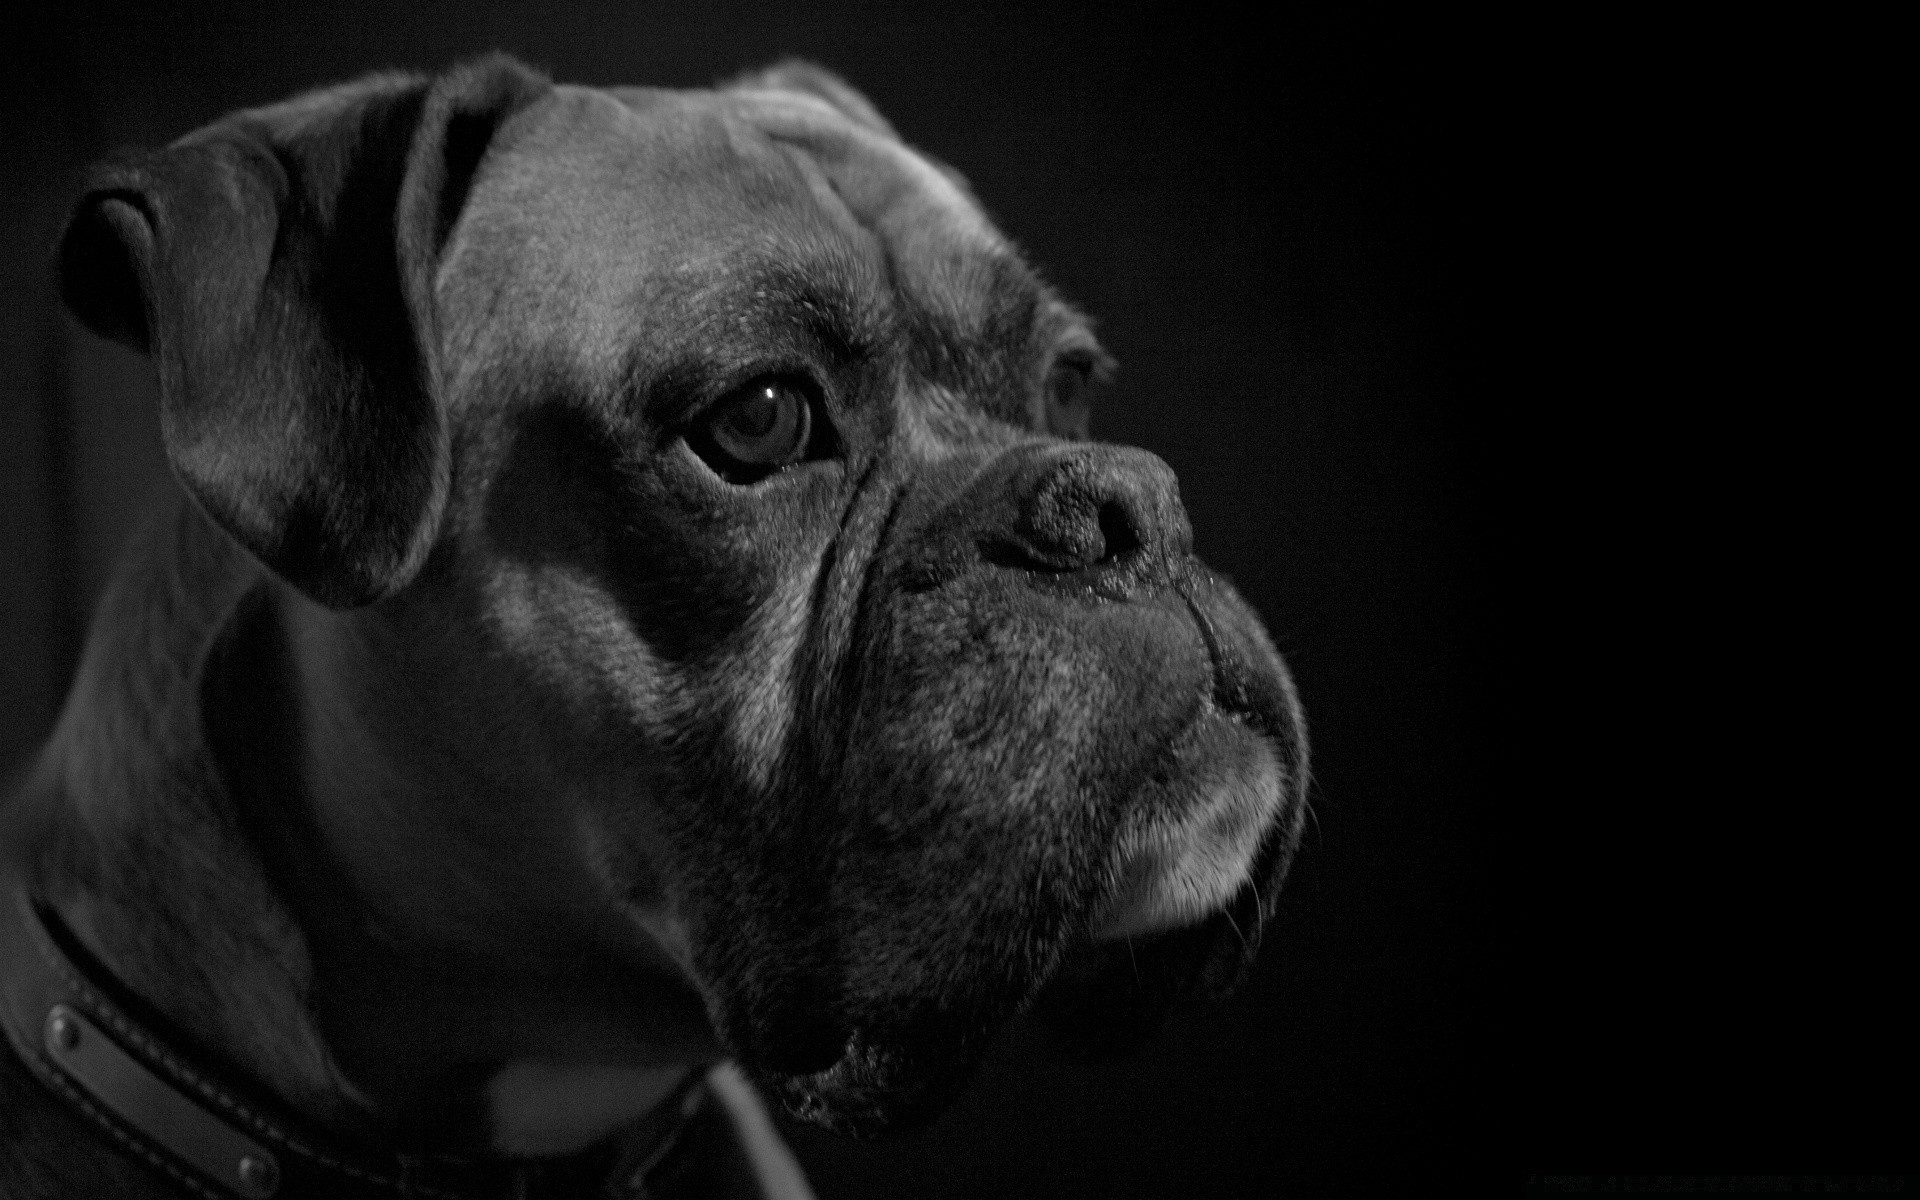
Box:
[0,4,1505,1194]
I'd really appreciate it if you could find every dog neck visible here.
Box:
[2,498,717,1159]
[2,500,375,1135]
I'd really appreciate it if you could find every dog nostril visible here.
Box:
[1096,501,1141,563]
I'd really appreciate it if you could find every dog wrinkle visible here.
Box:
[719,556,818,794]
[721,83,1043,379]
[791,456,880,707]
[725,60,899,140]
[724,86,997,254]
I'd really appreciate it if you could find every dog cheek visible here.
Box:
[861,585,1208,806]
[709,555,820,795]
[823,592,1201,998]
[473,561,669,735]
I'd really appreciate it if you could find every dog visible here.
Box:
[0,52,1308,1199]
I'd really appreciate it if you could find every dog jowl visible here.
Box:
[19,51,1308,1169]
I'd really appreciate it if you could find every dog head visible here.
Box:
[60,54,1307,1136]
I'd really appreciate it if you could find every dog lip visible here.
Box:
[1181,586,1252,724]
[1072,578,1304,950]
[1179,578,1294,746]
[1091,707,1282,942]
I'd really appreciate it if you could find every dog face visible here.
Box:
[60,56,1307,1135]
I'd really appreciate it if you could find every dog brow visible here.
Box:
[729,250,896,353]
[616,253,898,416]
[728,262,893,369]
[898,252,1112,424]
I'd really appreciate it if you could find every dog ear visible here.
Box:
[724,59,900,140]
[58,53,551,607]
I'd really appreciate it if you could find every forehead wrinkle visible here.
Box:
[725,89,998,253]
[722,89,1022,347]
[610,246,901,416]
[722,253,896,365]
[540,87,1108,433]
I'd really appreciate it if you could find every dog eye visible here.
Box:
[1044,361,1093,438]
[689,376,816,483]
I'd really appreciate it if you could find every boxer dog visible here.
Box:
[0,53,1308,1199]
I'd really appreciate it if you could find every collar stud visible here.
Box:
[46,1005,81,1051]
[237,1152,280,1197]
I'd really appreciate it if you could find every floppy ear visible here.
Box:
[58,52,551,607]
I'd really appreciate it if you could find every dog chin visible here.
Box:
[752,692,1303,1136]
[754,783,1290,1138]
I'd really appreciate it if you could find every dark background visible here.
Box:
[11,3,1895,1196]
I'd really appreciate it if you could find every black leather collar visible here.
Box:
[0,887,704,1200]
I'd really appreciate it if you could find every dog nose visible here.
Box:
[997,445,1193,572]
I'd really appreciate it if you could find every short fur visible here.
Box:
[2,52,1308,1198]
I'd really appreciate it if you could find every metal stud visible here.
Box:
[46,1006,80,1051]
[236,1153,279,1197]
